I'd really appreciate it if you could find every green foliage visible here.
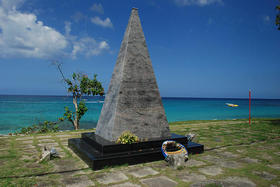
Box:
[77,101,88,121]
[16,120,60,135]
[276,1,280,30]
[116,131,139,144]
[61,72,104,130]
[65,73,104,98]
[63,106,74,122]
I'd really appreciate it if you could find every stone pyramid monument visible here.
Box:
[95,8,171,142]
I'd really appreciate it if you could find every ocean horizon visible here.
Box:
[1,95,280,134]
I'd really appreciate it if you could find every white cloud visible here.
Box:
[64,21,71,37]
[71,37,109,58]
[0,0,110,59]
[90,3,104,14]
[91,16,113,28]
[72,11,85,23]
[0,0,67,58]
[64,22,109,58]
[175,0,223,6]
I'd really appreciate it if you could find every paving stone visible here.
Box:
[150,161,168,170]
[63,175,94,187]
[0,147,8,151]
[21,148,37,154]
[61,141,69,146]
[199,166,223,176]
[261,153,273,160]
[19,144,36,149]
[96,172,128,184]
[218,160,243,169]
[36,135,52,139]
[236,149,245,153]
[274,152,280,156]
[0,136,9,138]
[20,154,36,160]
[56,134,72,138]
[0,150,9,155]
[38,142,59,147]
[269,164,280,170]
[110,182,141,187]
[177,172,206,183]
[35,176,62,187]
[200,155,222,163]
[127,167,159,178]
[21,140,33,144]
[217,151,238,159]
[141,176,177,187]
[16,136,33,140]
[240,157,259,164]
[38,139,55,143]
[222,177,256,187]
[186,159,206,167]
[53,158,80,172]
[191,177,256,187]
[253,171,277,180]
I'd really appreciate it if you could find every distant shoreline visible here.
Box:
[0,94,280,100]
[1,118,279,136]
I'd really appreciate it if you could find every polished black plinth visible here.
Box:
[68,133,204,170]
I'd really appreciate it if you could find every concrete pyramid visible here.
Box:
[95,8,170,142]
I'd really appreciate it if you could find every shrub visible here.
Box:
[116,131,139,144]
[15,120,60,135]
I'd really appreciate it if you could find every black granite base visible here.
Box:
[68,132,204,170]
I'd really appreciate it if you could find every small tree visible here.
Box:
[276,1,280,30]
[57,64,104,130]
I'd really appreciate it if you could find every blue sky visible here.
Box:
[0,0,279,98]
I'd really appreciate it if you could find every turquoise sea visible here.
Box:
[0,95,280,134]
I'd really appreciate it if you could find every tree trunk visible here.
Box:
[73,96,79,130]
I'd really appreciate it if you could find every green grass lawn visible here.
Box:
[0,118,279,186]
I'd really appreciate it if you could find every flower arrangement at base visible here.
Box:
[116,131,139,144]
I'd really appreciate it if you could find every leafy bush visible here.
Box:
[116,131,139,144]
[15,120,60,135]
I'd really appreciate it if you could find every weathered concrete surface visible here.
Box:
[141,176,177,187]
[127,167,159,178]
[96,8,170,141]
